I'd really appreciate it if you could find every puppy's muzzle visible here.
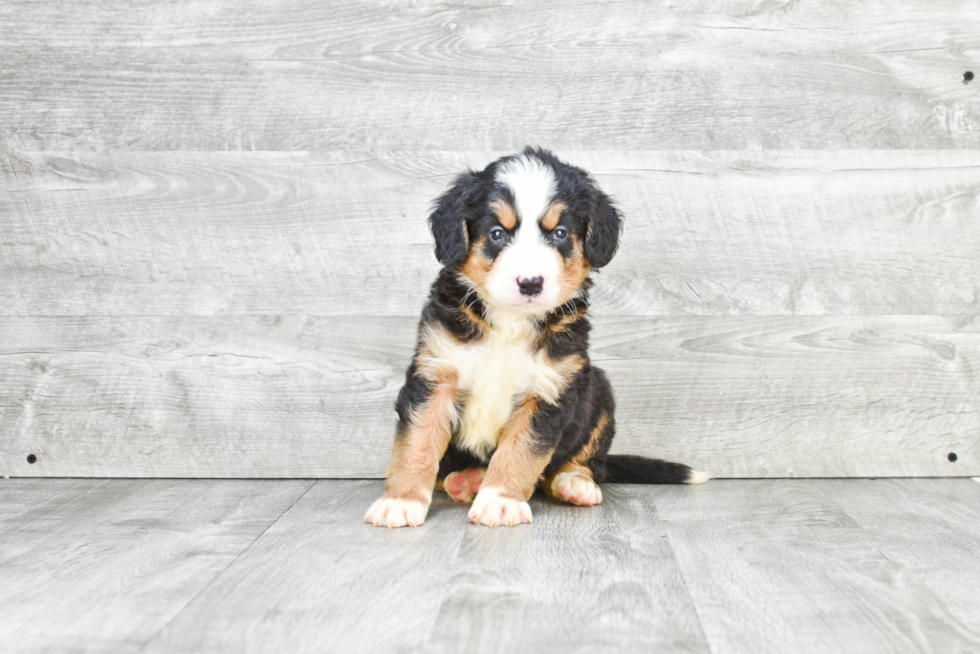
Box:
[517,276,544,297]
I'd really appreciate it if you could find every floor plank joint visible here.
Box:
[3,478,977,653]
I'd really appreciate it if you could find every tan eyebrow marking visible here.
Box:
[491,199,517,230]
[541,201,567,231]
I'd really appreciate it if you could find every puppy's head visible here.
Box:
[428,147,622,315]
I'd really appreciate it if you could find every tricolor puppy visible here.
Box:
[365,147,709,529]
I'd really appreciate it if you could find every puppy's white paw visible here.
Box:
[363,497,428,528]
[468,488,533,527]
[552,472,603,506]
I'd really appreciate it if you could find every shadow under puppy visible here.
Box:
[365,147,709,529]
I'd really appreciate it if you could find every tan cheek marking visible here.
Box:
[383,379,458,504]
[492,200,517,230]
[557,236,591,304]
[481,398,555,502]
[460,236,493,290]
[541,201,566,231]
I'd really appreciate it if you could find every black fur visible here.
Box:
[428,171,484,267]
[584,182,622,268]
[428,147,624,272]
[520,146,622,269]
[599,455,693,485]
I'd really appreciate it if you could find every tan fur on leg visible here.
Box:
[468,398,553,527]
[542,413,608,506]
[364,380,458,528]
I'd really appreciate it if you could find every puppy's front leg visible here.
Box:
[364,379,457,528]
[469,398,557,527]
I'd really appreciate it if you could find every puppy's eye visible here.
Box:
[553,227,568,240]
[490,227,506,241]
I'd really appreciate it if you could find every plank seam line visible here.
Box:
[132,479,318,653]
[418,504,474,648]
[658,508,715,654]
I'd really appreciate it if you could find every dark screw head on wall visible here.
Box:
[948,452,958,462]
[27,454,37,464]
[964,71,974,83]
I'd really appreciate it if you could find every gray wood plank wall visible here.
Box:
[2,1,979,151]
[1,1,977,477]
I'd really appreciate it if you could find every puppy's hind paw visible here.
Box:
[468,488,533,527]
[552,472,603,506]
[364,497,428,528]
[443,467,486,503]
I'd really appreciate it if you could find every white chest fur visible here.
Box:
[422,309,570,457]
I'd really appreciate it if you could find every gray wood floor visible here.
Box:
[3,478,978,653]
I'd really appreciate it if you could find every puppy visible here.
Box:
[365,147,709,528]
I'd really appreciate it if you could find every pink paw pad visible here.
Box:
[443,468,486,503]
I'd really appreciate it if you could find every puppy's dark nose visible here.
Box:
[517,276,544,297]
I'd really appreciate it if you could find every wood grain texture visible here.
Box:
[9,479,974,654]
[1,1,979,150]
[140,480,470,654]
[140,480,710,654]
[0,477,312,653]
[657,479,980,654]
[820,479,980,641]
[602,315,980,478]
[3,150,979,317]
[3,0,979,482]
[428,484,709,654]
[1,315,975,478]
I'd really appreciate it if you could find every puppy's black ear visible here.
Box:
[585,185,622,269]
[428,171,483,267]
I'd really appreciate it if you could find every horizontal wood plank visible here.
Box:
[1,315,975,478]
[3,150,979,316]
[1,1,979,150]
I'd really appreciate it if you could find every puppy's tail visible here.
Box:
[602,455,712,485]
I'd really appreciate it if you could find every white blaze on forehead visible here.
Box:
[496,155,557,226]
[485,155,564,313]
